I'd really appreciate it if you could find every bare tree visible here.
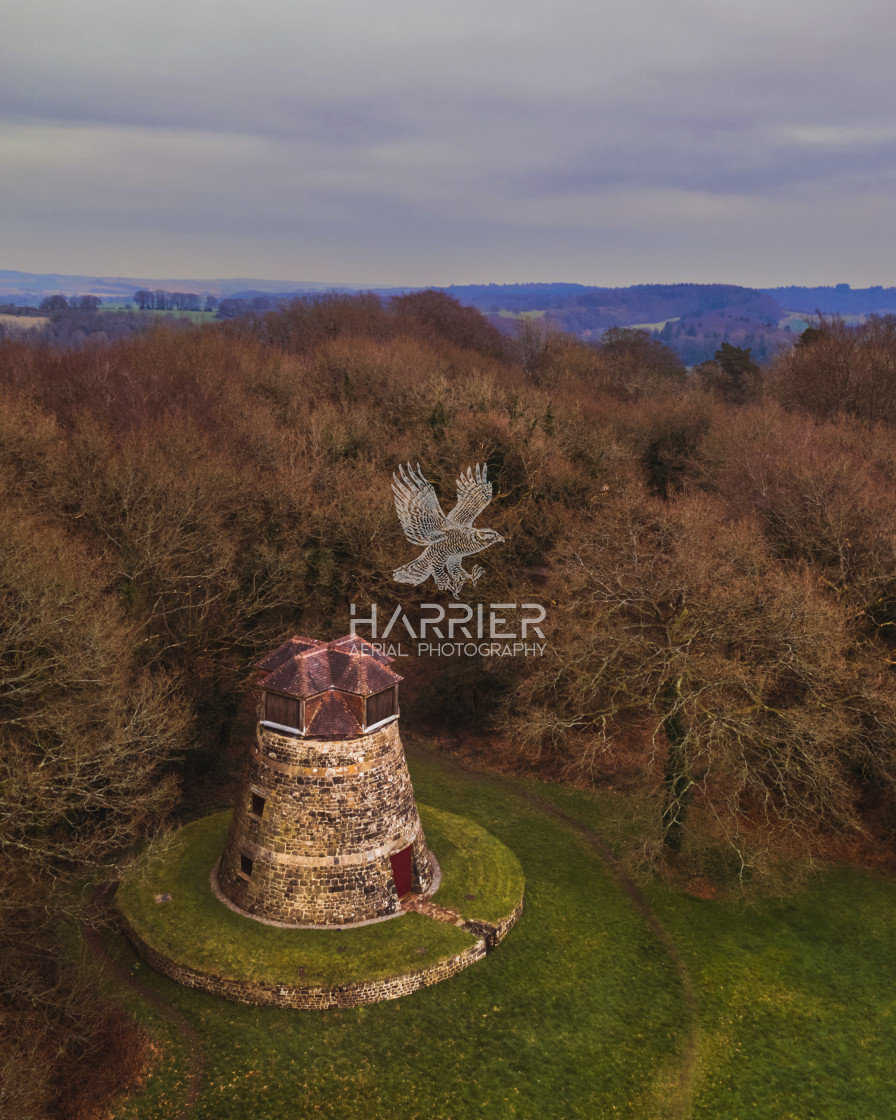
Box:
[771,314,896,425]
[502,485,896,875]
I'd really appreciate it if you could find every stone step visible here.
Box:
[401,893,500,949]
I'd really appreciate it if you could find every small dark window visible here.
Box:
[239,853,254,877]
[251,792,266,818]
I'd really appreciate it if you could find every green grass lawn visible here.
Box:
[116,805,521,987]
[100,750,896,1120]
[424,804,525,924]
[515,778,896,1120]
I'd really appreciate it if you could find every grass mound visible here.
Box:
[115,805,522,989]
[423,804,525,923]
[100,752,896,1120]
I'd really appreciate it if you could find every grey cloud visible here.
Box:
[3,0,896,284]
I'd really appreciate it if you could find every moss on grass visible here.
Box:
[110,758,686,1120]
[518,777,896,1120]
[116,805,522,989]
[108,752,896,1120]
[425,805,524,923]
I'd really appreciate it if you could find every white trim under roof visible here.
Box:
[363,713,399,734]
[260,719,305,736]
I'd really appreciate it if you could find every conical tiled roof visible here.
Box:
[256,636,323,674]
[257,635,402,699]
[304,691,358,739]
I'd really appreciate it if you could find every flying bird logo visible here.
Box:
[391,463,504,599]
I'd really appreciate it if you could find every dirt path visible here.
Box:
[407,742,700,1120]
[83,884,205,1119]
[518,791,700,1120]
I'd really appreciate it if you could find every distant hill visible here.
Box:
[455,283,792,364]
[5,270,896,365]
[760,284,896,315]
[0,270,356,303]
[453,282,896,363]
[444,281,767,321]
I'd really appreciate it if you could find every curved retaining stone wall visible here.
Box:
[118,913,481,1009]
[492,899,524,945]
[117,828,524,1012]
[219,720,434,926]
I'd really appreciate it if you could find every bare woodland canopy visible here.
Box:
[1,295,896,1115]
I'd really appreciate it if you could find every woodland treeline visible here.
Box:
[2,294,896,1116]
[0,301,183,348]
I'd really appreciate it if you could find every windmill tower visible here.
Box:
[217,635,435,926]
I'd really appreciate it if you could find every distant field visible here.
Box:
[0,314,48,330]
[780,311,868,332]
[100,307,217,323]
[628,317,681,331]
[151,310,216,323]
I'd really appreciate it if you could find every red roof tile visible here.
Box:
[328,634,395,664]
[257,636,324,674]
[257,634,402,700]
[304,691,360,739]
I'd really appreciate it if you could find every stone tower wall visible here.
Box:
[218,720,434,925]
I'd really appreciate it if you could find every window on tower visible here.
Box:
[264,691,302,730]
[365,687,397,727]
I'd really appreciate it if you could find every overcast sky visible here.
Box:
[3,0,896,287]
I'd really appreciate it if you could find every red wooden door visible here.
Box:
[389,845,413,897]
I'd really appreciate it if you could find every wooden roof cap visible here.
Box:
[257,634,402,699]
